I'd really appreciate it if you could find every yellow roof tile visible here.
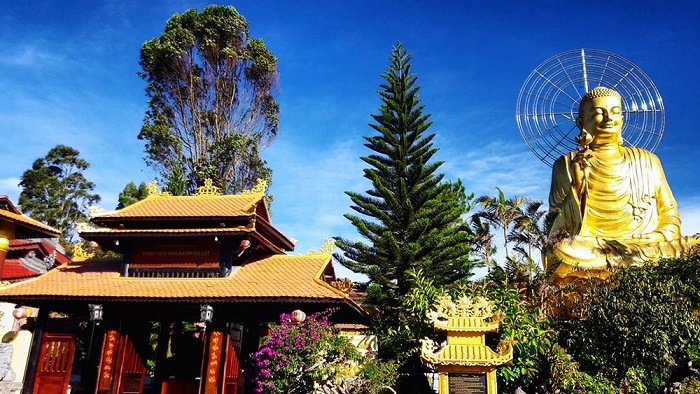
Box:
[93,194,264,219]
[0,209,61,236]
[423,344,513,367]
[0,254,348,301]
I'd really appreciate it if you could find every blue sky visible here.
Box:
[2,1,700,279]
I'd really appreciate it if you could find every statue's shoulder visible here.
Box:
[622,146,661,161]
[553,151,577,167]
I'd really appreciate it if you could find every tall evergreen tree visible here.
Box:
[335,43,477,371]
[19,144,101,241]
[116,181,149,209]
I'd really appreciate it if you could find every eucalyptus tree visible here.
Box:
[138,5,278,194]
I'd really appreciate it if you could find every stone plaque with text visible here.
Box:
[448,373,487,394]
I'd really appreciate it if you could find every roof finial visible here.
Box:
[146,180,172,198]
[195,179,222,196]
[241,178,268,196]
[308,238,336,255]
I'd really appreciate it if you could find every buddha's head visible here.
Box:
[577,87,624,143]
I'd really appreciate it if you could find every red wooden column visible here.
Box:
[203,327,224,394]
[95,328,120,393]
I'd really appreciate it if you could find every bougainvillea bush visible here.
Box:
[248,309,397,394]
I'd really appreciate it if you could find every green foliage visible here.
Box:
[352,357,400,394]
[335,44,477,389]
[116,181,149,209]
[680,375,700,393]
[465,282,553,392]
[18,144,100,241]
[548,344,619,394]
[165,162,187,196]
[558,253,700,392]
[474,188,543,262]
[138,5,278,194]
[249,310,397,394]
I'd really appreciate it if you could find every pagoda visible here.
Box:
[421,295,513,394]
[0,181,367,394]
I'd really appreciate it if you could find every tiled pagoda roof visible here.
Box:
[421,343,513,367]
[0,202,61,237]
[2,259,40,281]
[0,253,351,303]
[90,193,268,222]
[82,192,294,252]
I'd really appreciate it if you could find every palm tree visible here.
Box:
[469,214,497,267]
[509,200,547,263]
[473,187,528,260]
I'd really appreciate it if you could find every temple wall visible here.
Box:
[0,302,36,392]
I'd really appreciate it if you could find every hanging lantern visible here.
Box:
[200,304,214,323]
[12,307,30,320]
[291,309,306,323]
[88,304,103,323]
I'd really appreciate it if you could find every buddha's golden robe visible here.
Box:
[545,144,696,284]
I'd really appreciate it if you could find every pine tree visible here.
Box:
[335,43,477,368]
[116,182,149,209]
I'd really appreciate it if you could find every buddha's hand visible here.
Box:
[625,232,666,243]
[572,149,592,197]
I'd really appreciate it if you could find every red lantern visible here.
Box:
[291,309,306,323]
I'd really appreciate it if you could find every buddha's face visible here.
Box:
[577,95,624,138]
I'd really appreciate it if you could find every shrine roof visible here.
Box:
[432,316,502,333]
[422,344,513,367]
[0,207,61,237]
[8,239,70,264]
[91,193,267,222]
[0,253,353,304]
[2,259,41,281]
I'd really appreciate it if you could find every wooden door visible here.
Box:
[114,333,147,394]
[32,333,76,394]
[97,327,148,394]
[221,325,242,394]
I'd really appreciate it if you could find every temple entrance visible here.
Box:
[33,332,76,394]
[113,332,148,394]
[95,322,150,394]
[221,329,242,394]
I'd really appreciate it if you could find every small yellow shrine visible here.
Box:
[421,295,513,394]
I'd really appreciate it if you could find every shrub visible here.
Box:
[248,309,398,394]
[558,254,700,392]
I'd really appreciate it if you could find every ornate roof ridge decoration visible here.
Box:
[194,179,222,197]
[308,238,335,255]
[72,242,95,262]
[77,220,99,232]
[146,180,173,198]
[420,340,514,367]
[240,178,268,196]
[427,295,499,323]
[88,205,109,218]
[330,277,354,294]
[421,294,513,367]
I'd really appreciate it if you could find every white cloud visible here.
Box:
[441,139,550,202]
[0,178,21,203]
[0,45,66,69]
[677,197,700,236]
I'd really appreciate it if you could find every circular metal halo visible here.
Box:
[515,48,665,167]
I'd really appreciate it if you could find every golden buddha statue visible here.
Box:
[545,86,698,285]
